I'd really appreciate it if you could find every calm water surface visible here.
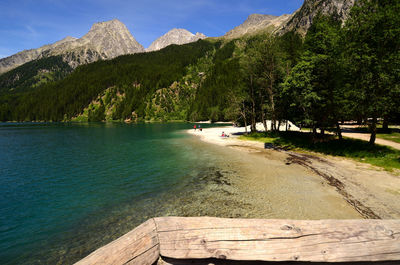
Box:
[0,122,360,264]
[0,122,230,264]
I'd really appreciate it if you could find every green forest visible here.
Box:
[0,0,398,145]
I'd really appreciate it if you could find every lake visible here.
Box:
[0,122,234,264]
[0,122,360,264]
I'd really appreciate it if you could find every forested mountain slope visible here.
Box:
[0,40,219,121]
[0,56,73,95]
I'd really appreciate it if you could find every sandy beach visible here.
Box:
[188,125,400,219]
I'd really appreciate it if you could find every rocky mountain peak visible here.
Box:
[77,19,145,56]
[279,0,355,35]
[0,19,144,74]
[224,13,291,39]
[195,32,206,38]
[57,36,78,43]
[146,28,207,52]
[244,14,278,25]
[88,19,125,32]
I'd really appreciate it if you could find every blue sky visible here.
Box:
[0,0,303,59]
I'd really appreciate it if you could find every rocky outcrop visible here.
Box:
[0,19,144,74]
[224,14,292,39]
[224,0,355,39]
[146,29,206,52]
[279,0,356,35]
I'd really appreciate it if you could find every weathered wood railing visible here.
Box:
[75,217,400,265]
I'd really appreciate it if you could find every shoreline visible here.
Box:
[188,125,400,219]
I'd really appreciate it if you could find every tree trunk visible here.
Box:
[269,91,276,131]
[369,116,377,145]
[382,115,389,132]
[261,96,267,132]
[321,128,325,135]
[250,75,257,133]
[267,65,276,132]
[242,102,248,135]
[336,121,343,140]
[277,120,281,132]
[262,112,267,132]
[251,102,256,132]
[286,120,288,131]
[313,126,317,136]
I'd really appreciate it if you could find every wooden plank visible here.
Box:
[155,217,400,263]
[75,219,159,265]
[158,257,400,265]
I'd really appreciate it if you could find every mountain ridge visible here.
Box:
[224,0,355,38]
[0,19,144,74]
[146,28,206,52]
[0,0,356,74]
[280,0,356,35]
[224,13,292,39]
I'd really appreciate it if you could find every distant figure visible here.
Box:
[289,124,291,131]
[200,128,202,132]
[194,125,197,131]
[221,131,229,138]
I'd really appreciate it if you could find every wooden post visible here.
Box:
[76,217,400,264]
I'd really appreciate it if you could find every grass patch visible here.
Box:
[240,131,400,171]
[240,132,278,144]
[377,132,400,144]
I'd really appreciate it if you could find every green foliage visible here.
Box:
[278,31,304,68]
[344,0,400,142]
[282,15,343,130]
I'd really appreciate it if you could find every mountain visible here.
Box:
[223,0,355,39]
[279,0,356,35]
[224,14,292,39]
[146,28,206,52]
[0,19,144,74]
[0,0,360,122]
[0,56,73,95]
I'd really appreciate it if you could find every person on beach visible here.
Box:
[194,124,197,131]
[221,131,229,138]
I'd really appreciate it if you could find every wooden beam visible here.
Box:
[155,217,400,263]
[75,219,159,265]
[75,217,400,264]
[158,257,400,265]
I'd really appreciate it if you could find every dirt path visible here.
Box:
[342,131,400,150]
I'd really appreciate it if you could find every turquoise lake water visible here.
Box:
[0,122,232,264]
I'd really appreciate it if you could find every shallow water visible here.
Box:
[0,122,360,264]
